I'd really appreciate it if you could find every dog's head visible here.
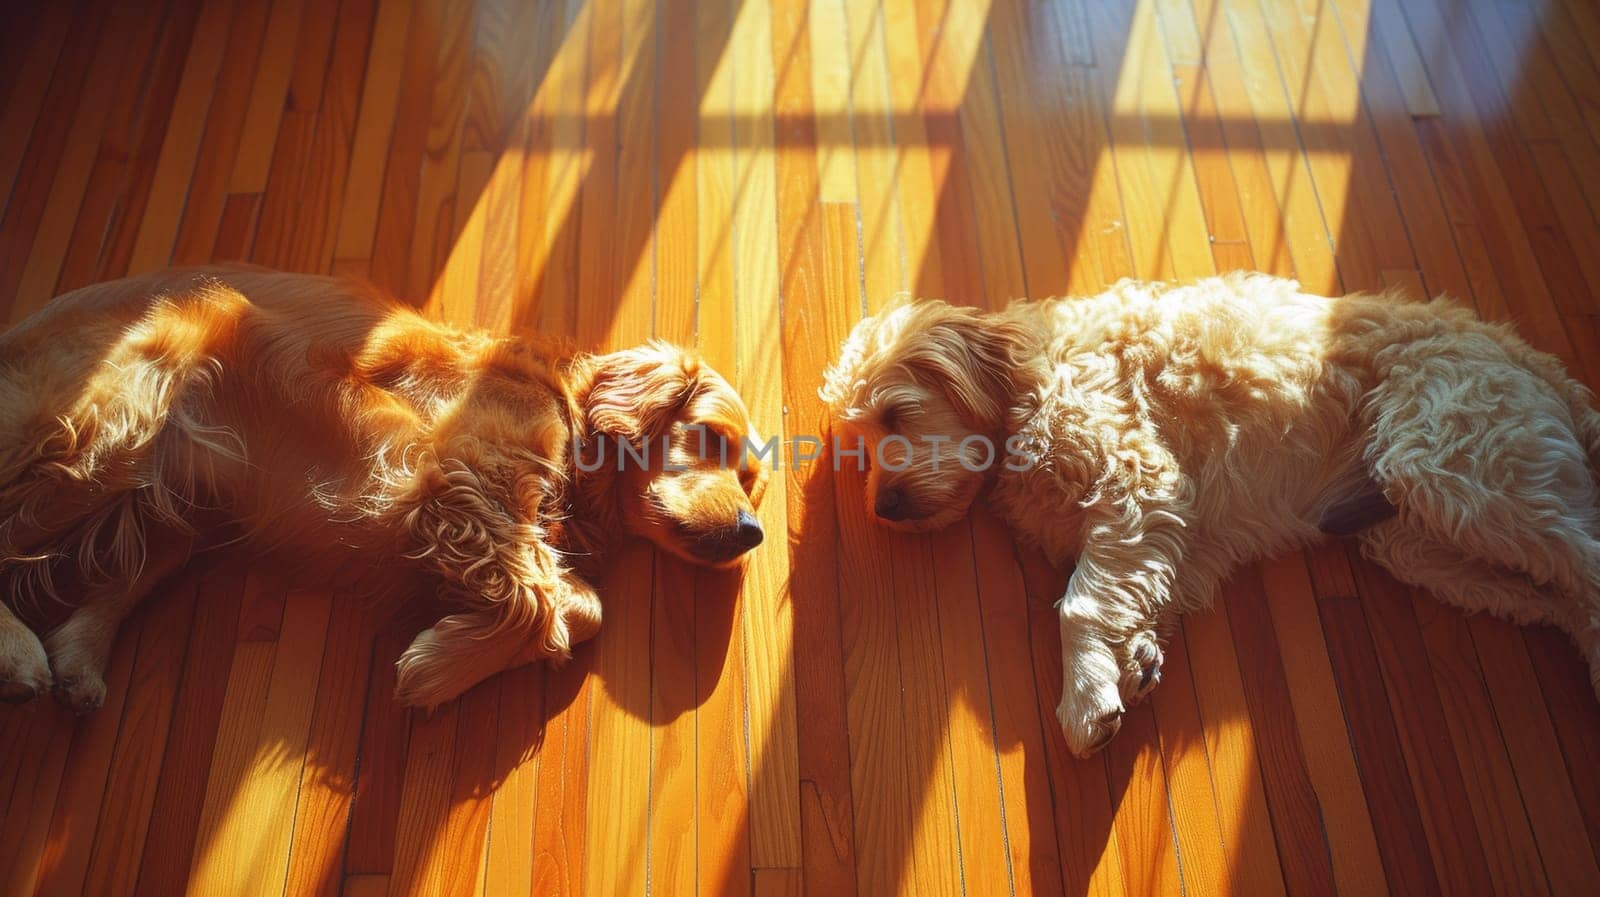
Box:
[580,342,768,567]
[821,300,1037,532]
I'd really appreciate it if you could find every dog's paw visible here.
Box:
[560,581,602,646]
[0,625,51,704]
[1057,680,1125,759]
[50,671,107,715]
[1118,632,1163,705]
[393,627,451,710]
[43,623,113,714]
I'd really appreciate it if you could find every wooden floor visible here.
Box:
[5,0,1600,894]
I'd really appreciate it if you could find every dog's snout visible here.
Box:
[734,510,764,549]
[875,488,907,521]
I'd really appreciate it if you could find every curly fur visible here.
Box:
[823,272,1600,757]
[0,267,765,712]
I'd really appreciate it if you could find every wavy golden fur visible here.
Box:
[823,272,1600,757]
[0,267,766,712]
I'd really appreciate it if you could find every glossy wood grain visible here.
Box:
[4,0,1600,893]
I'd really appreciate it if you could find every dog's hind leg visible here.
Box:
[1365,343,1600,694]
[43,521,194,713]
[1360,520,1600,695]
[0,602,49,702]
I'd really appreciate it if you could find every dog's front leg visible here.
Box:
[394,543,603,710]
[394,572,602,709]
[1056,518,1187,758]
[393,457,604,708]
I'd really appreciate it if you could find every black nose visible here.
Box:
[875,488,907,521]
[733,510,764,549]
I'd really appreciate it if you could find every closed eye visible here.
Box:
[879,404,908,431]
[689,424,730,463]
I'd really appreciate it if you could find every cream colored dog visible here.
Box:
[822,273,1600,757]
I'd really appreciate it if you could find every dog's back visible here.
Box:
[0,267,564,599]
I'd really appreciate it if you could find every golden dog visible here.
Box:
[823,273,1600,757]
[0,267,766,713]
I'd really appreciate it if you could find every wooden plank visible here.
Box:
[968,514,1067,897]
[1104,703,1182,897]
[1318,0,1475,303]
[1210,0,1339,292]
[281,598,381,897]
[342,621,416,878]
[880,0,947,301]
[1495,0,1600,210]
[227,0,309,193]
[0,706,74,897]
[808,0,857,204]
[1145,627,1234,897]
[333,0,414,266]
[947,0,1028,306]
[1017,548,1128,897]
[1181,606,1289,897]
[56,0,204,293]
[842,0,906,302]
[1095,0,1214,283]
[1398,0,1588,349]
[1524,625,1600,866]
[909,0,990,302]
[1257,556,1390,897]
[247,0,368,273]
[366,0,448,300]
[1253,0,1415,292]
[395,682,499,897]
[124,0,239,275]
[1223,565,1341,896]
[1470,617,1600,896]
[648,561,699,897]
[126,565,247,897]
[1314,585,1446,896]
[770,8,858,892]
[692,6,750,895]
[529,666,592,897]
[1407,591,1550,894]
[185,591,330,897]
[11,0,162,319]
[480,665,543,897]
[168,0,275,267]
[407,0,474,305]
[653,0,697,343]
[983,0,1078,298]
[828,211,924,897]
[0,0,105,316]
[728,0,802,872]
[0,0,76,216]
[384,704,462,897]
[31,618,140,897]
[929,522,1016,897]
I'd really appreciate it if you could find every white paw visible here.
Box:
[0,624,51,704]
[1057,677,1125,759]
[44,621,115,714]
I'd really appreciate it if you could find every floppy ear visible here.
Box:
[398,455,570,658]
[903,305,1037,430]
[583,342,697,440]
